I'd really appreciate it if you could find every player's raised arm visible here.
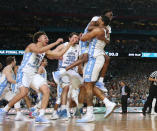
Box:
[28,38,63,54]
[46,41,72,59]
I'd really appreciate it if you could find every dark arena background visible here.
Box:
[0,0,157,131]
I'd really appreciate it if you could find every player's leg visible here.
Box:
[59,85,69,120]
[96,54,110,91]
[93,86,116,118]
[30,74,50,123]
[99,54,110,80]
[77,55,106,122]
[51,84,62,120]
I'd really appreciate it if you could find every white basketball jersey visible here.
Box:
[19,52,45,74]
[88,29,108,58]
[58,42,79,71]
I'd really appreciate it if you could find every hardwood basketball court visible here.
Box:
[0,113,157,131]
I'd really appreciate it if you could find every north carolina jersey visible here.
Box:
[58,42,79,72]
[88,38,106,58]
[0,74,9,96]
[19,52,45,74]
[88,29,107,58]
[79,16,111,56]
[0,69,15,96]
[40,66,47,81]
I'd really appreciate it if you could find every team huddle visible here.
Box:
[0,9,116,123]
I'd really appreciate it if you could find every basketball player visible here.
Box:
[51,32,82,120]
[0,31,74,124]
[55,9,113,87]
[0,57,24,121]
[76,16,115,122]
[53,11,115,119]
[53,10,113,112]
[30,58,54,117]
[0,56,16,99]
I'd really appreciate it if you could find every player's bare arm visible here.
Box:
[46,42,73,59]
[81,28,105,42]
[26,38,63,54]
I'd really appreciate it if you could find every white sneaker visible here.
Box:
[104,102,116,118]
[76,114,95,123]
[35,116,51,124]
[15,112,30,121]
[50,112,59,120]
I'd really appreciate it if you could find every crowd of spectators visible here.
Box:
[0,0,157,17]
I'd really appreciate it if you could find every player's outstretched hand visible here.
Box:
[56,38,63,44]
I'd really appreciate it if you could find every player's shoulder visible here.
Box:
[25,43,36,52]
[28,43,36,47]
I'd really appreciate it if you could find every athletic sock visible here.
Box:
[39,109,45,117]
[103,98,112,107]
[99,77,104,83]
[61,105,66,110]
[86,106,93,115]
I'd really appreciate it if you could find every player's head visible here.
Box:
[69,32,79,45]
[33,31,49,45]
[103,9,113,21]
[101,15,111,26]
[6,56,16,67]
[41,58,48,67]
